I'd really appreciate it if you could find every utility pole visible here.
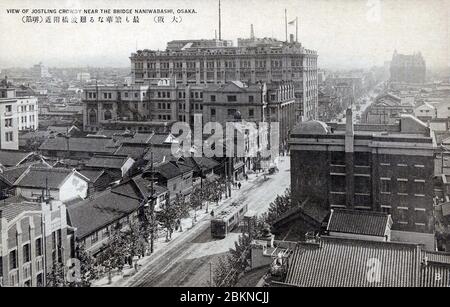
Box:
[224,158,229,198]
[146,148,157,254]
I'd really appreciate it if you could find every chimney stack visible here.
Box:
[289,34,294,43]
[346,107,354,136]
[250,24,255,39]
[345,107,355,209]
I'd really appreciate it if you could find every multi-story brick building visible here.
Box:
[83,84,153,132]
[129,36,318,120]
[290,108,436,246]
[82,80,206,132]
[0,197,70,287]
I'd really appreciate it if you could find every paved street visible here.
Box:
[125,157,291,287]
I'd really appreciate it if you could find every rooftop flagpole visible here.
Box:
[285,9,287,42]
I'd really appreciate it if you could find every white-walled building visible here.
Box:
[17,96,38,131]
[0,84,19,150]
[14,168,89,203]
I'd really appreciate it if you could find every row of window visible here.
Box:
[140,58,310,70]
[9,238,43,271]
[5,131,13,142]
[20,115,36,124]
[380,178,426,195]
[380,206,428,225]
[158,114,172,121]
[19,105,35,112]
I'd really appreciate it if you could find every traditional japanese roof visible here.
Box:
[143,146,176,164]
[183,157,220,172]
[272,198,329,229]
[148,133,176,145]
[47,125,80,134]
[114,144,147,160]
[113,132,154,145]
[39,136,116,154]
[148,161,193,181]
[0,150,34,167]
[327,209,392,237]
[284,236,421,287]
[85,155,133,170]
[66,186,143,239]
[16,167,87,189]
[152,161,183,179]
[78,169,106,183]
[374,92,402,105]
[2,165,38,185]
[133,176,169,197]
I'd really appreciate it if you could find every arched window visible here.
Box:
[89,109,97,125]
[104,110,112,121]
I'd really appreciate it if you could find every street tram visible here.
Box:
[211,202,248,239]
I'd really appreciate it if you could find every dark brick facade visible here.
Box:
[290,114,436,234]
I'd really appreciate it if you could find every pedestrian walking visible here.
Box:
[238,182,241,189]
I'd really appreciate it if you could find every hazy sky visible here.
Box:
[0,0,449,69]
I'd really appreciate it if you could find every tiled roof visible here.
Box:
[193,157,220,170]
[284,236,420,287]
[176,162,194,174]
[95,129,129,138]
[113,132,154,145]
[85,155,132,170]
[2,165,33,184]
[143,147,176,164]
[110,179,144,200]
[272,199,329,228]
[39,137,116,154]
[114,144,147,160]
[327,209,391,237]
[78,170,105,182]
[20,130,53,140]
[0,150,33,167]
[182,157,220,173]
[153,161,183,180]
[47,125,80,134]
[16,167,75,189]
[67,183,144,239]
[0,195,41,222]
[420,251,450,287]
[133,176,168,197]
[148,133,174,145]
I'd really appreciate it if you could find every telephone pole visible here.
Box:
[145,148,157,254]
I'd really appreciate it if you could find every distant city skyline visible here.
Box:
[0,0,448,70]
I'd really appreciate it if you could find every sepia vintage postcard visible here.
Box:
[0,0,449,295]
